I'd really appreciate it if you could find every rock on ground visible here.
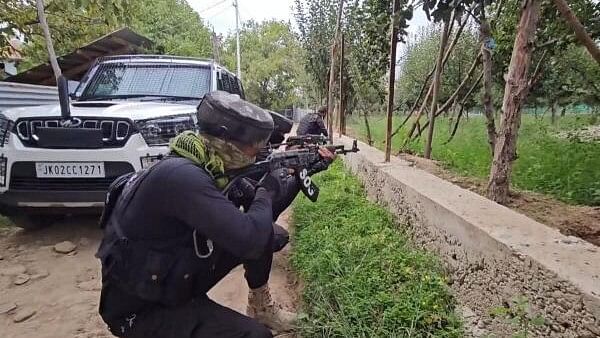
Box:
[0,302,18,314]
[0,213,298,337]
[53,241,77,254]
[13,308,36,323]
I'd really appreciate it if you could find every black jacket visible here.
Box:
[296,113,328,136]
[97,157,275,320]
[110,157,274,260]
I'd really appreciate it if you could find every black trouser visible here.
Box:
[101,247,275,338]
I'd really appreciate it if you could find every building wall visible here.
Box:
[0,82,58,112]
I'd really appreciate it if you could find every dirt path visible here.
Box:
[0,212,297,338]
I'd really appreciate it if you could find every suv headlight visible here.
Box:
[135,114,197,146]
[0,114,14,147]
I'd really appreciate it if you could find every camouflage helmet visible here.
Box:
[197,91,274,146]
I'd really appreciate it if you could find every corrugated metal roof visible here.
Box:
[0,82,58,112]
[4,27,153,86]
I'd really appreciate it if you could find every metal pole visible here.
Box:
[36,0,62,82]
[385,0,400,162]
[233,0,241,79]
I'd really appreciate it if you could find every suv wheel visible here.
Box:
[9,215,63,230]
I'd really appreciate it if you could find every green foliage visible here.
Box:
[489,296,545,338]
[2,0,212,69]
[349,114,600,205]
[396,23,480,111]
[128,0,212,58]
[2,0,130,68]
[533,45,600,109]
[492,0,600,106]
[293,0,413,108]
[291,161,462,337]
[221,20,305,111]
[293,0,339,102]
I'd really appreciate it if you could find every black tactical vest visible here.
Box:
[95,164,216,307]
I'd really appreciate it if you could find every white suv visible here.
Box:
[0,55,244,229]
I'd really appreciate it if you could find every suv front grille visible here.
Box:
[10,177,117,191]
[14,117,136,148]
[10,162,134,191]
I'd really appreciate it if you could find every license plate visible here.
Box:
[35,162,105,178]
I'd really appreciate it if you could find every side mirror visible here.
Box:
[57,75,71,120]
[68,80,79,99]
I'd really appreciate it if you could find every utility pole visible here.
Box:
[212,30,221,63]
[233,0,241,79]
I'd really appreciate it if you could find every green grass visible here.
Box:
[350,114,600,206]
[291,162,462,337]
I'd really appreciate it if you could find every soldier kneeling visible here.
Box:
[96,91,334,337]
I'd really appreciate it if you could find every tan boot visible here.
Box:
[247,284,296,333]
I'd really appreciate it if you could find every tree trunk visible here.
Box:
[480,17,497,155]
[424,20,451,159]
[553,0,600,65]
[487,0,541,205]
[560,106,566,117]
[551,101,557,124]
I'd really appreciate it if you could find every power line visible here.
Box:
[205,5,231,19]
[198,0,227,14]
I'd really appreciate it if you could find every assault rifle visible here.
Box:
[224,140,359,202]
[282,135,328,147]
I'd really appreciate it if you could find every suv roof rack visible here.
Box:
[98,54,217,63]
[96,54,239,79]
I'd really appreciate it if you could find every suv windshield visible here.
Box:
[79,62,211,103]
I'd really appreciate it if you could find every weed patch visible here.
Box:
[291,162,462,337]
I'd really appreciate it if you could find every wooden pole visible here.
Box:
[480,12,497,155]
[385,0,400,162]
[338,33,345,137]
[552,0,600,64]
[424,20,450,159]
[36,0,62,81]
[327,0,344,143]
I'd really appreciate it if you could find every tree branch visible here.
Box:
[415,53,483,137]
[527,49,548,89]
[552,0,600,64]
[445,72,483,144]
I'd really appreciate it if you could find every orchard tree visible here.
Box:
[222,20,306,111]
[2,0,213,70]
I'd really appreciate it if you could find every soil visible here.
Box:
[0,211,299,338]
[398,153,600,247]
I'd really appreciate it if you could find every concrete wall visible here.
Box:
[337,136,600,337]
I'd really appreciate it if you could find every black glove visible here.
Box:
[227,178,256,210]
[308,159,331,176]
[257,169,301,220]
[272,223,289,252]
